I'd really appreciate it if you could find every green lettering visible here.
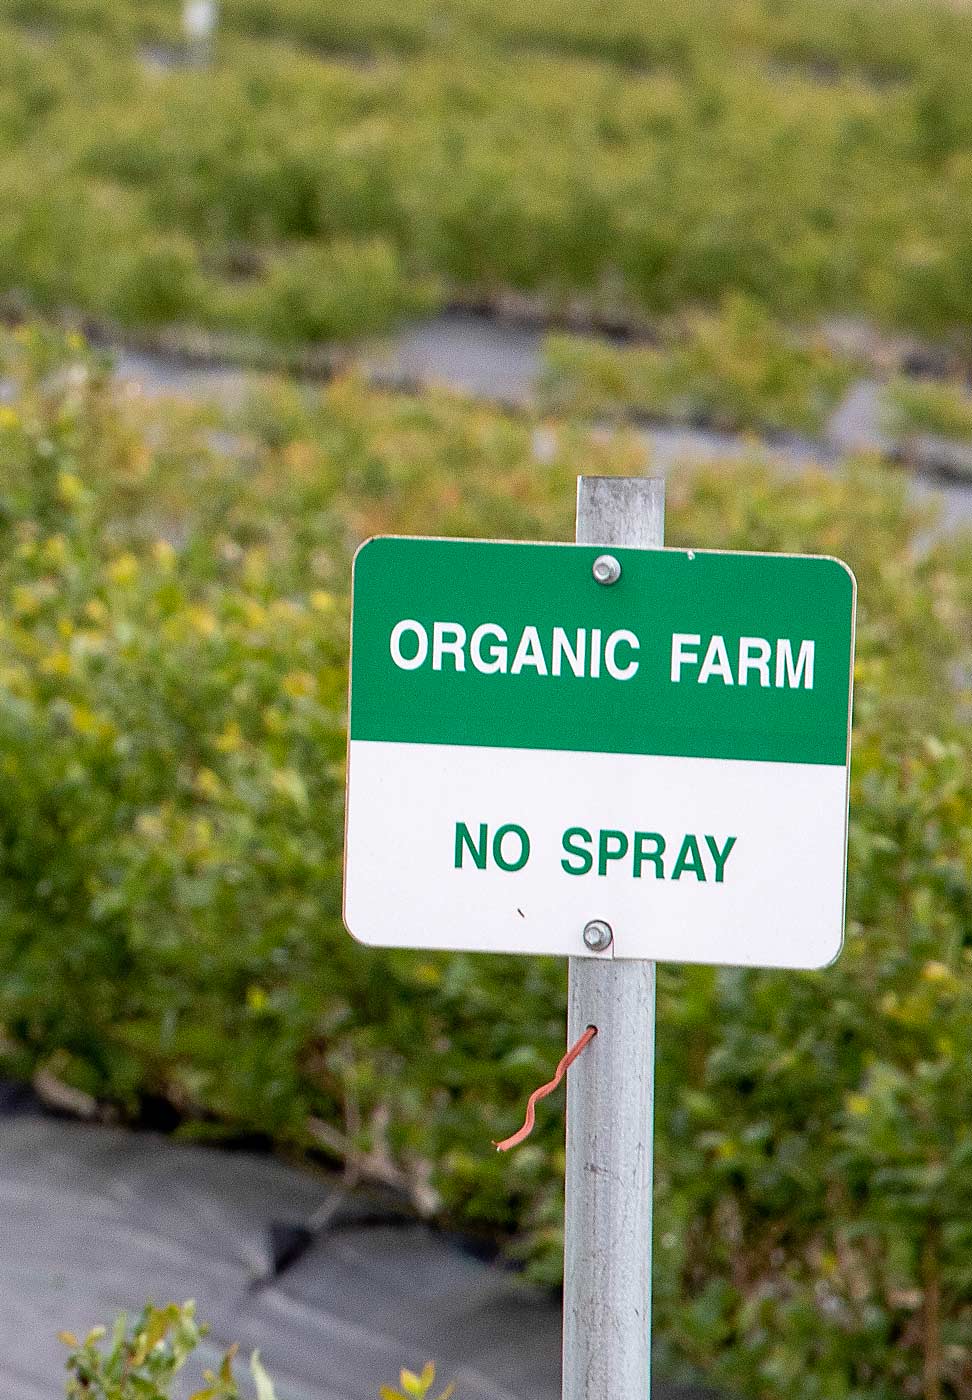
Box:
[672,834,706,881]
[455,822,488,870]
[561,827,593,875]
[633,831,666,879]
[598,829,629,876]
[493,823,530,872]
[705,834,737,883]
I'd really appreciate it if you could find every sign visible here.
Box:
[343,537,856,968]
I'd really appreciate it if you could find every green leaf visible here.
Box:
[250,1350,277,1400]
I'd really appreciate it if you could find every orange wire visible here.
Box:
[493,1025,598,1152]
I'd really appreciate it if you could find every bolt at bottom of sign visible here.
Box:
[583,919,613,951]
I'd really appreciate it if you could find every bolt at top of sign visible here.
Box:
[592,554,621,586]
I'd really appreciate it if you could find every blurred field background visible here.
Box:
[4,2,972,1398]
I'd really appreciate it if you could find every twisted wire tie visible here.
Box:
[493,1024,598,1152]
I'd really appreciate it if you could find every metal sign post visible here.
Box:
[184,0,217,66]
[342,477,857,1399]
[562,477,664,1400]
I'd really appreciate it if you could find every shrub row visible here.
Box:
[2,328,972,1398]
[16,0,972,85]
[6,14,972,344]
[539,298,859,436]
[883,377,972,446]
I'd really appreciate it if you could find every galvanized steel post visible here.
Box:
[563,475,664,1400]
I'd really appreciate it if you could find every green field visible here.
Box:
[5,0,972,347]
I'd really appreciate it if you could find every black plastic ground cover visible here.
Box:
[0,1087,727,1400]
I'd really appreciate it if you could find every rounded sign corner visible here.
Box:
[341,885,381,949]
[341,910,379,950]
[814,927,846,971]
[350,534,386,574]
[817,553,858,598]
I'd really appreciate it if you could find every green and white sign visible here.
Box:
[344,537,856,968]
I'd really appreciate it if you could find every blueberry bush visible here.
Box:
[3,327,972,1397]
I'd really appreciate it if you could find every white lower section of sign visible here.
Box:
[344,740,849,968]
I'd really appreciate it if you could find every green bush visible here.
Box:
[3,327,972,1398]
[539,297,858,435]
[245,238,436,344]
[59,1297,443,1400]
[883,376,972,445]
[60,1302,276,1400]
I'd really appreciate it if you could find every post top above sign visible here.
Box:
[344,533,856,969]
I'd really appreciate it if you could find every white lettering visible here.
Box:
[738,636,772,687]
[605,629,640,681]
[389,620,652,681]
[671,633,701,682]
[433,622,467,672]
[511,625,548,675]
[471,623,508,674]
[775,638,815,690]
[552,627,585,678]
[390,619,428,670]
[698,634,734,685]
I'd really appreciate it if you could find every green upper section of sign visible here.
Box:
[349,537,855,766]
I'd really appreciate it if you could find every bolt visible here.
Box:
[592,554,621,586]
[583,919,613,952]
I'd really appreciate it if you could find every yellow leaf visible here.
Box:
[68,704,101,737]
[152,539,177,570]
[214,721,243,753]
[187,606,218,638]
[12,585,41,618]
[40,649,72,678]
[269,768,308,805]
[281,669,316,699]
[194,767,224,800]
[219,1342,239,1382]
[107,553,139,586]
[922,960,954,985]
[57,1332,79,1347]
[58,471,85,504]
